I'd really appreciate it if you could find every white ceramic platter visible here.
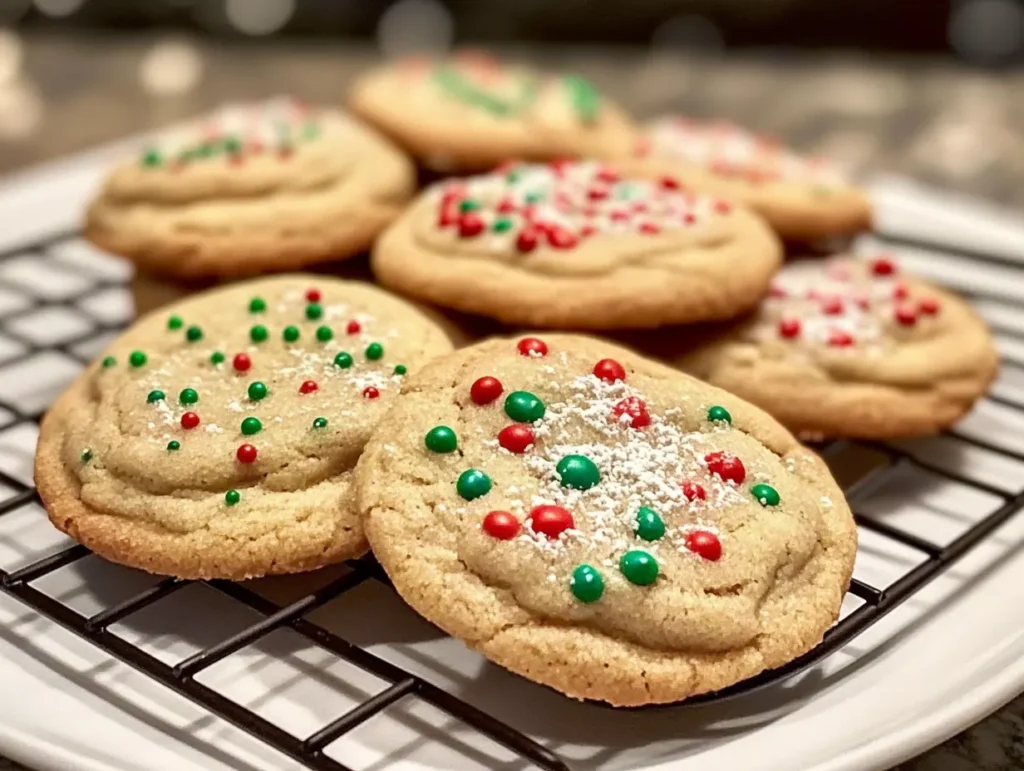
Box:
[2,141,1024,771]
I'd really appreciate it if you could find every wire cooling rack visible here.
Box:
[1,217,1024,771]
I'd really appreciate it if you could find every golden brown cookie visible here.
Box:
[35,275,453,580]
[372,160,783,329]
[356,334,857,706]
[655,254,998,439]
[87,98,416,280]
[348,52,635,171]
[609,117,872,242]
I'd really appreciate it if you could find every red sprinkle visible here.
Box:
[894,306,918,326]
[919,298,940,315]
[612,396,651,429]
[516,226,540,253]
[305,288,321,302]
[180,412,200,430]
[685,530,722,561]
[299,380,319,394]
[496,198,517,213]
[610,209,630,222]
[714,200,732,214]
[458,213,485,238]
[482,511,521,540]
[346,320,361,335]
[232,353,251,373]
[769,285,788,299]
[659,176,680,190]
[470,376,503,405]
[529,505,575,539]
[828,330,854,347]
[639,222,660,235]
[682,481,707,502]
[704,451,746,484]
[778,318,801,339]
[498,425,534,454]
[595,167,619,184]
[236,444,258,464]
[517,337,548,357]
[547,228,578,250]
[587,185,610,201]
[593,358,626,383]
[871,256,896,276]
[580,224,597,238]
[682,212,696,224]
[362,386,380,399]
[892,283,910,300]
[822,297,844,315]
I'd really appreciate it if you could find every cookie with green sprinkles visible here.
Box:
[85,97,416,280]
[35,274,454,580]
[348,51,636,171]
[356,334,856,706]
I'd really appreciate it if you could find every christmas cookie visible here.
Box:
[372,161,783,329]
[348,52,635,171]
[35,275,453,579]
[86,98,416,279]
[355,334,857,706]
[610,117,872,242]
[660,254,998,439]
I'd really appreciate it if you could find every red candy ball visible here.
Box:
[236,444,258,464]
[517,337,548,357]
[496,198,516,213]
[529,505,575,539]
[682,481,707,502]
[180,412,200,430]
[871,256,896,276]
[470,376,503,405]
[778,318,801,339]
[892,283,910,300]
[547,228,578,250]
[299,380,319,394]
[458,213,485,238]
[612,396,651,429]
[894,306,918,326]
[305,288,321,302]
[593,358,626,383]
[362,386,380,399]
[498,425,534,454]
[685,530,722,561]
[822,297,844,315]
[515,227,540,253]
[659,176,680,190]
[919,298,940,315]
[232,353,251,372]
[704,451,746,484]
[346,319,361,334]
[483,511,521,540]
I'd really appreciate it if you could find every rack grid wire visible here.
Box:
[0,226,1022,771]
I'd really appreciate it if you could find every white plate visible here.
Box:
[2,144,1024,771]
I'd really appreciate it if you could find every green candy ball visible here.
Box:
[570,564,604,603]
[241,417,262,436]
[456,469,492,500]
[504,391,545,423]
[247,381,268,401]
[365,342,384,360]
[334,352,353,369]
[620,550,659,586]
[752,483,780,507]
[555,454,600,490]
[635,507,665,542]
[707,405,732,424]
[425,426,458,454]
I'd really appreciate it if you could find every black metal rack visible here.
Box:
[1,227,1023,771]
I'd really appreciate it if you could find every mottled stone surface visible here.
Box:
[0,32,1021,771]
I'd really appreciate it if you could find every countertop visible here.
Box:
[0,32,1022,771]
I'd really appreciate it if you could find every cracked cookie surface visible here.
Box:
[86,98,415,279]
[35,275,453,579]
[356,334,856,705]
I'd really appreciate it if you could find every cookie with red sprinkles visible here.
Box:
[86,97,415,279]
[348,51,635,171]
[373,160,782,329]
[663,254,998,439]
[35,275,453,579]
[610,117,872,242]
[355,334,856,706]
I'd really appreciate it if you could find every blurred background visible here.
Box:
[0,0,1022,205]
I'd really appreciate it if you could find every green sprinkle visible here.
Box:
[101,356,116,369]
[248,381,268,401]
[166,440,180,451]
[225,489,241,506]
[425,426,458,454]
[249,297,266,313]
[316,325,333,342]
[458,199,480,212]
[250,325,268,343]
[185,325,203,343]
[305,303,323,321]
[393,364,407,376]
[752,483,781,507]
[707,405,732,424]
[334,352,353,369]
[524,191,543,203]
[129,350,147,368]
[312,416,328,429]
[570,564,604,603]
[492,218,513,232]
[365,342,384,360]
[302,122,320,140]
[141,149,162,168]
[283,325,300,343]
[210,351,225,365]
[80,449,92,464]
[179,388,199,405]
[167,315,183,330]
[241,417,262,436]
[146,389,165,403]
[223,135,242,154]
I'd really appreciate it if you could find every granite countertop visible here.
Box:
[0,32,1022,771]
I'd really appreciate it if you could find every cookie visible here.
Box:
[356,334,857,706]
[656,254,998,439]
[86,98,415,280]
[609,117,872,242]
[372,160,783,329]
[35,275,453,580]
[348,52,635,171]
